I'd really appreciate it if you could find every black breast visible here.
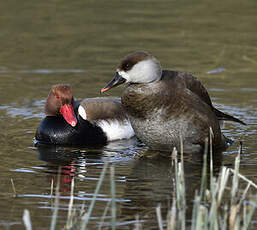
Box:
[35,116,107,146]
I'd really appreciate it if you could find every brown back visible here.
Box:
[80,97,127,122]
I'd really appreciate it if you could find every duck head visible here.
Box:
[101,51,162,93]
[45,84,77,127]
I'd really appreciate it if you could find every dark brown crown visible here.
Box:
[118,51,152,72]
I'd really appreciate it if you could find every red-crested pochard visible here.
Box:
[101,51,245,153]
[35,84,134,146]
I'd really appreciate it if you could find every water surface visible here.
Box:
[0,0,257,229]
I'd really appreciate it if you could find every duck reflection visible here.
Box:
[35,143,90,195]
[35,137,140,195]
[36,143,102,164]
[35,140,223,227]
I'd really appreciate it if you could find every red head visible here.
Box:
[45,84,77,127]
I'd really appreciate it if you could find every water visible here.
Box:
[0,0,257,229]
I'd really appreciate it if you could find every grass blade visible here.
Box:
[66,177,75,229]
[110,165,116,230]
[50,167,61,230]
[81,161,109,229]
[23,209,32,230]
[156,204,163,230]
[98,200,111,230]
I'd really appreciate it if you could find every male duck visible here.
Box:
[35,84,134,146]
[101,51,245,153]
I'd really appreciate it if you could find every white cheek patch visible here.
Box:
[118,70,130,82]
[119,59,161,84]
[78,105,87,120]
[97,119,134,141]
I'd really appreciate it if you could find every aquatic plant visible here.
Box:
[22,141,257,229]
[157,140,257,230]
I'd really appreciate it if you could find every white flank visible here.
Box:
[78,105,87,120]
[97,119,135,141]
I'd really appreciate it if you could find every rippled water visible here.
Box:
[0,0,257,229]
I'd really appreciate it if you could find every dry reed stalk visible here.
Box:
[50,167,61,230]
[110,165,116,230]
[98,200,111,230]
[66,177,75,229]
[81,161,109,229]
[23,209,32,230]
[156,204,163,230]
[11,178,17,197]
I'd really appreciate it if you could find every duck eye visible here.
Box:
[56,95,60,100]
[124,63,130,70]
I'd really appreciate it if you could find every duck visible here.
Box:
[35,84,134,146]
[101,51,246,153]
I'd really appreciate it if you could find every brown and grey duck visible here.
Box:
[101,51,245,153]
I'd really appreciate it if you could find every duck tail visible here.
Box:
[214,108,246,125]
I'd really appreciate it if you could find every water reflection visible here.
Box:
[33,142,223,228]
[34,138,141,200]
[36,136,142,163]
